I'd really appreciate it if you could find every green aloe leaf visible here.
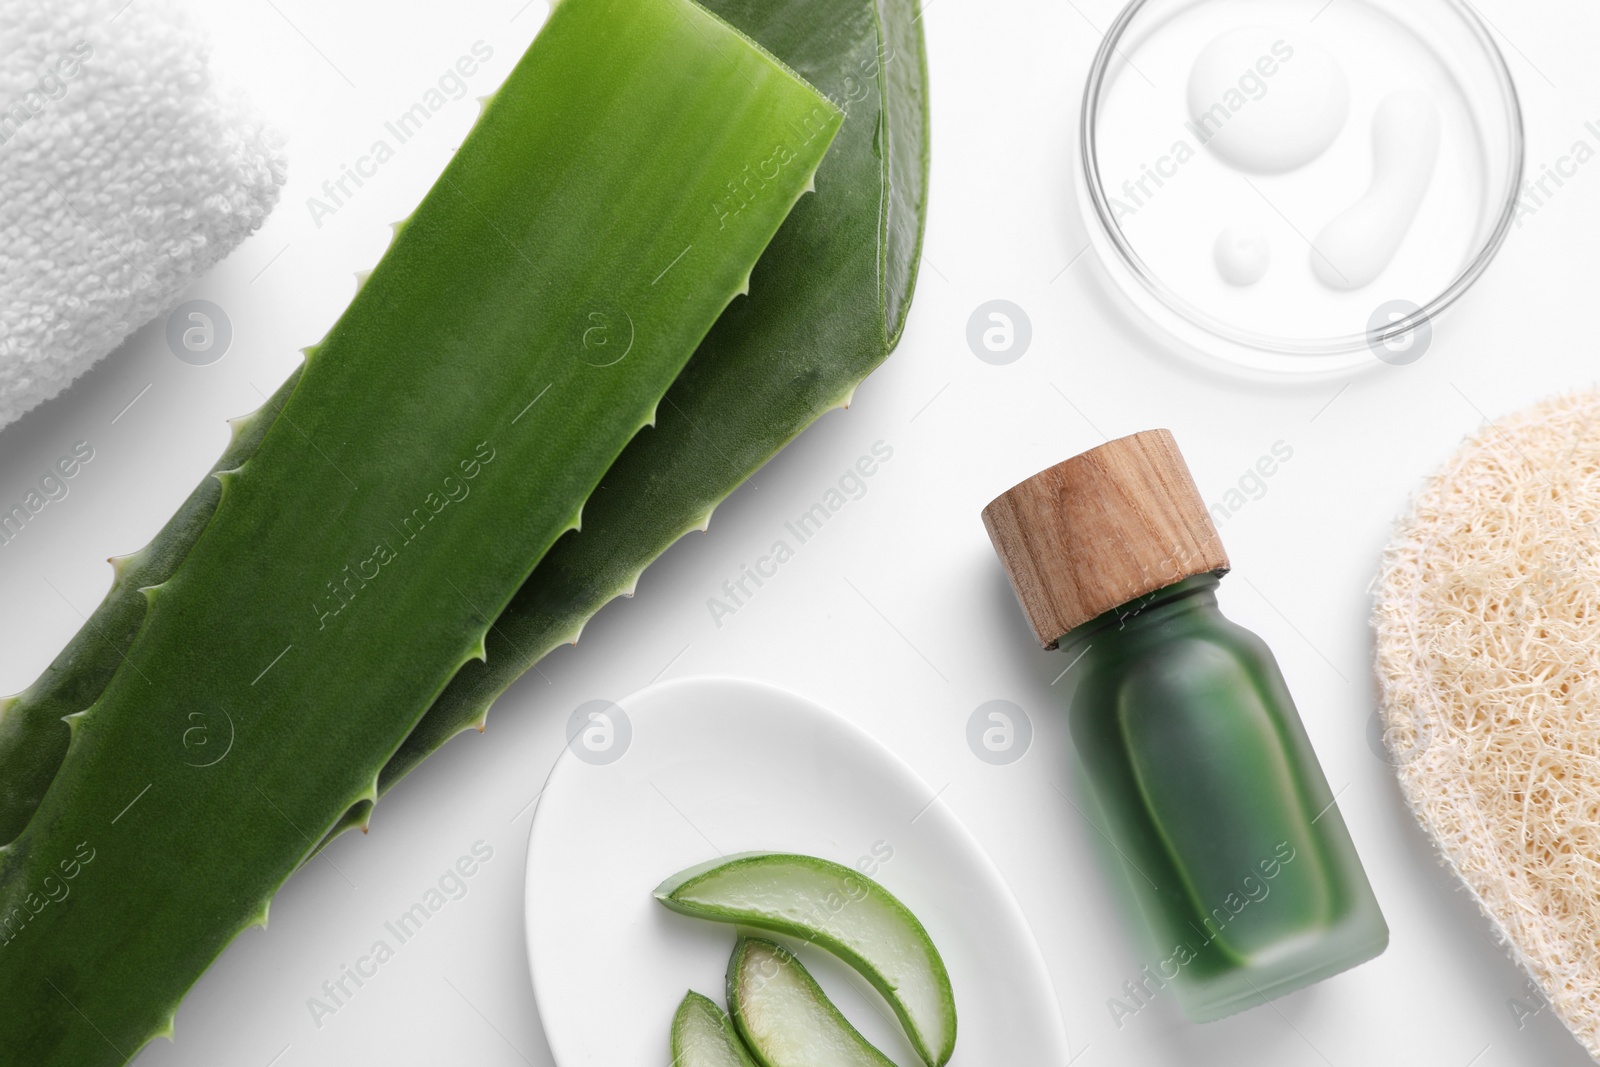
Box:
[325,0,930,842]
[0,1,839,1061]
[0,371,298,845]
[0,0,929,854]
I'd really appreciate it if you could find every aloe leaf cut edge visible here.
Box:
[728,937,899,1067]
[323,0,931,844]
[673,990,762,1067]
[0,2,840,1061]
[0,0,931,857]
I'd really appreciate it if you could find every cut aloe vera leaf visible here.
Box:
[673,990,760,1067]
[0,1,840,1060]
[0,370,299,845]
[659,852,956,1066]
[320,0,931,845]
[728,936,897,1067]
[0,0,930,857]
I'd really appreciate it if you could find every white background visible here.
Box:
[1,0,1597,1064]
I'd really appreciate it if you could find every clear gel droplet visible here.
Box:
[1311,90,1442,291]
[1187,26,1349,174]
[1214,226,1270,286]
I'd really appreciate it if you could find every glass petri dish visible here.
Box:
[1078,0,1524,378]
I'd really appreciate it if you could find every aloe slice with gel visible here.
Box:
[672,991,760,1067]
[657,852,956,1066]
[727,937,896,1067]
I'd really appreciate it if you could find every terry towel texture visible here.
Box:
[0,0,285,431]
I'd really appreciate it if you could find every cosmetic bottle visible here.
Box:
[982,429,1387,1021]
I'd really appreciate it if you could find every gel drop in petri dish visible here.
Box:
[1078,0,1523,378]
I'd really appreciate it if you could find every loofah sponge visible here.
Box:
[0,0,286,431]
[1375,389,1600,1060]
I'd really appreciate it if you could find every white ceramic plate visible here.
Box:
[525,676,1071,1065]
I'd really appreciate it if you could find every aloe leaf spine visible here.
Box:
[325,0,931,843]
[0,370,299,845]
[0,1,840,1061]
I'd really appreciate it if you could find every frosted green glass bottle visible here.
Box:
[983,430,1387,1021]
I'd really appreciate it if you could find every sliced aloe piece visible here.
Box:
[658,852,956,1066]
[0,1,840,1060]
[672,990,760,1067]
[727,936,896,1067]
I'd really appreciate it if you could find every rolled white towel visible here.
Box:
[0,0,286,431]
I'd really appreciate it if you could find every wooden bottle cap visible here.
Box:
[982,429,1230,648]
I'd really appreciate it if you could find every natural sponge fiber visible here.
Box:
[1375,389,1600,1060]
[0,0,286,431]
